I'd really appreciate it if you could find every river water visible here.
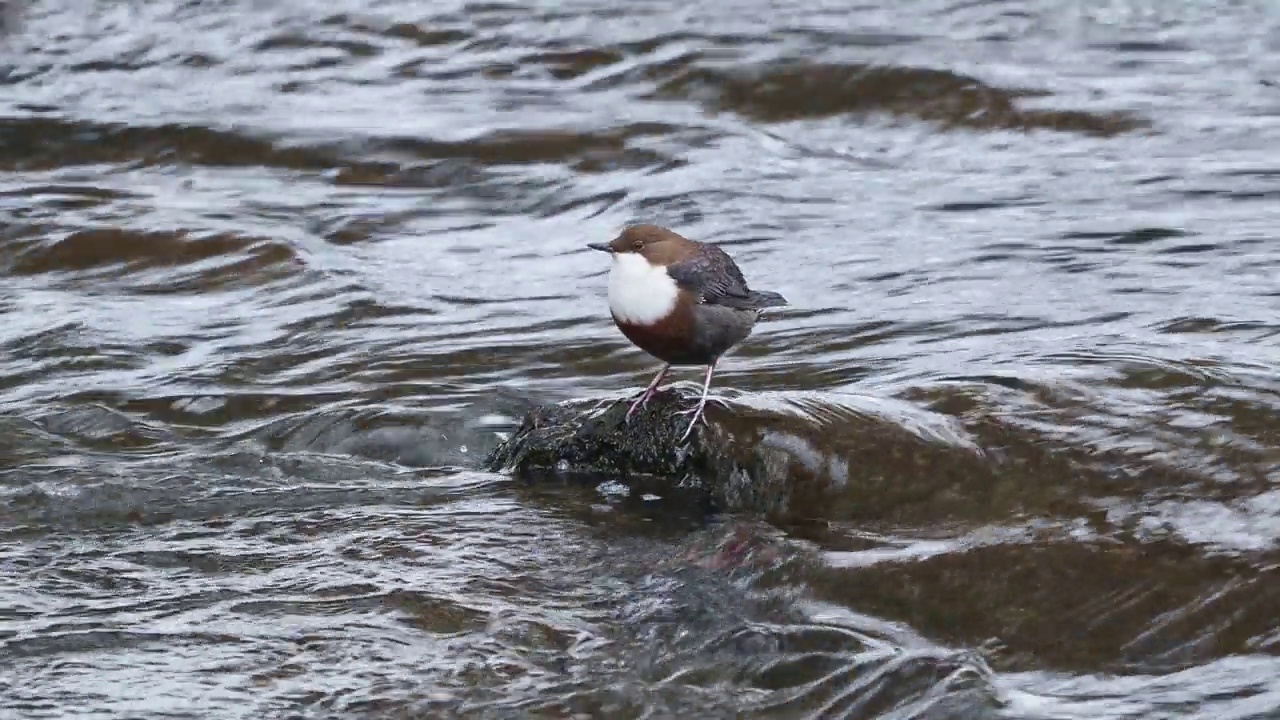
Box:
[1,1,1278,718]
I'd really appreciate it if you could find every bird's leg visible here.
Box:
[626,363,670,422]
[676,362,716,442]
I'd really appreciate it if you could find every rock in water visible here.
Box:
[484,385,1019,524]
[485,385,720,478]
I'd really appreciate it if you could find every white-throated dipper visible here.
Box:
[588,224,788,440]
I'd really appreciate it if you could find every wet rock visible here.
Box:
[484,384,1020,523]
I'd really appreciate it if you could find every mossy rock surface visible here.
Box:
[484,385,1057,524]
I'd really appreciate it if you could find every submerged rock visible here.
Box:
[484,384,1018,523]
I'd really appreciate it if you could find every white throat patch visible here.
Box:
[606,252,679,326]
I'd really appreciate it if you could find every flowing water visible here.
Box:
[1,0,1278,717]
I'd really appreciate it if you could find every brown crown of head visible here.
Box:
[595,224,697,266]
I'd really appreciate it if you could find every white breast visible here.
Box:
[607,252,679,326]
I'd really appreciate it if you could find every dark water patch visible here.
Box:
[1157,318,1279,335]
[67,55,160,74]
[927,197,1042,212]
[10,102,57,113]
[1159,243,1222,255]
[1178,187,1280,203]
[179,52,219,69]
[377,124,680,169]
[965,240,1035,263]
[1047,260,1101,274]
[0,184,141,211]
[114,548,281,575]
[904,378,1266,500]
[253,33,381,58]
[1090,40,1196,54]
[379,22,472,47]
[748,649,998,719]
[33,405,176,454]
[576,44,706,93]
[1215,190,1280,202]
[240,404,500,469]
[1108,359,1230,392]
[805,537,1279,674]
[1059,227,1189,246]
[3,629,246,659]
[0,118,337,172]
[1219,168,1280,179]
[653,61,1147,135]
[0,334,156,395]
[6,228,303,291]
[2,453,480,535]
[329,158,492,189]
[231,588,489,635]
[0,118,677,176]
[0,414,84,466]
[310,210,412,244]
[525,47,625,80]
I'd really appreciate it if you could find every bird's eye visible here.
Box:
[632,240,644,250]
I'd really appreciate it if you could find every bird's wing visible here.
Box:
[666,246,757,309]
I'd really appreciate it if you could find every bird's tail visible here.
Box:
[747,290,788,308]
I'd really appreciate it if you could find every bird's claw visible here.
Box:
[623,401,643,424]
[675,402,709,442]
[624,389,657,423]
[623,365,671,425]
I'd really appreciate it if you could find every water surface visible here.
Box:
[2,1,1279,718]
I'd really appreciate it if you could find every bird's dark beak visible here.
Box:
[586,242,612,253]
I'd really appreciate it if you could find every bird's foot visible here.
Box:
[675,401,709,442]
[623,365,672,425]
[624,386,659,423]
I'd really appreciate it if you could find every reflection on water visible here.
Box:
[1,0,1279,717]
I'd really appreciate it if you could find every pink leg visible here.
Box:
[676,362,716,442]
[625,363,670,422]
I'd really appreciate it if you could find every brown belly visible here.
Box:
[613,302,756,366]
[615,314,701,364]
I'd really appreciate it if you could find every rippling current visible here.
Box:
[1,1,1278,718]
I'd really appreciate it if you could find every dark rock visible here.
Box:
[484,384,1011,524]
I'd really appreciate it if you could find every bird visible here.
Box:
[587,224,788,441]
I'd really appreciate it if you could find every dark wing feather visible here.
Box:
[666,246,759,309]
